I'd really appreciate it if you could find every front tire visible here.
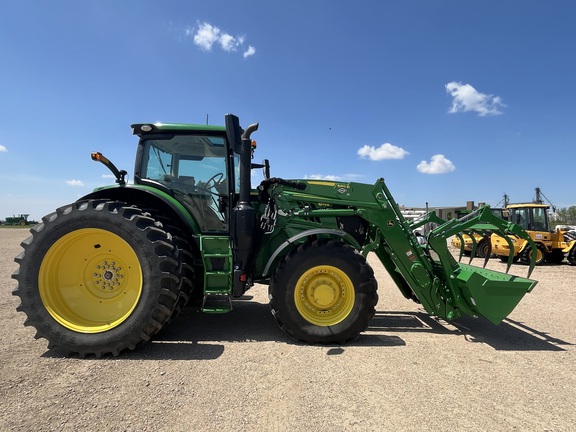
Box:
[520,243,546,266]
[476,240,491,258]
[12,200,181,357]
[269,240,378,343]
[499,254,520,263]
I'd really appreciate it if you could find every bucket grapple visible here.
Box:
[369,180,537,325]
[419,206,537,324]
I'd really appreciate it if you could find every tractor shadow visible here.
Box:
[139,298,407,360]
[134,302,570,360]
[44,299,571,359]
[368,310,572,352]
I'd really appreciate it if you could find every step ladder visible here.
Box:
[199,236,233,313]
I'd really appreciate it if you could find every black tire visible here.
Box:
[477,240,490,258]
[520,243,546,266]
[545,249,565,264]
[141,209,196,320]
[499,255,519,263]
[269,239,378,344]
[568,247,576,266]
[12,200,181,357]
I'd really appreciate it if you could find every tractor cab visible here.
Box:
[133,126,236,233]
[130,115,264,238]
[131,116,262,300]
[508,204,550,233]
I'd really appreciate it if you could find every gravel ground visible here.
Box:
[1,227,575,431]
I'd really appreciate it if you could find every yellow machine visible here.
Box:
[491,203,576,265]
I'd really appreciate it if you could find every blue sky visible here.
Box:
[1,1,575,220]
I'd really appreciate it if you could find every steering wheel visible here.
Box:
[203,172,224,191]
[195,172,225,196]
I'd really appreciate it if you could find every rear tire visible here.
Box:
[12,200,180,357]
[141,209,195,320]
[545,249,565,264]
[568,247,576,266]
[269,240,378,343]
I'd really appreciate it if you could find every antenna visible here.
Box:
[206,114,209,125]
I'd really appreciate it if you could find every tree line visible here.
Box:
[554,206,576,225]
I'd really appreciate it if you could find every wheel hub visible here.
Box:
[88,259,127,297]
[311,280,337,307]
[294,265,355,326]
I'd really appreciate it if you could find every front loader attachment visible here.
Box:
[421,206,538,324]
[455,264,536,324]
[367,179,538,325]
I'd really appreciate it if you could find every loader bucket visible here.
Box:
[455,263,537,324]
[371,181,538,325]
[419,205,538,323]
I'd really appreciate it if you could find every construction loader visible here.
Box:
[12,114,538,357]
[491,203,576,265]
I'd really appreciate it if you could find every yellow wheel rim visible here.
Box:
[294,265,355,326]
[39,228,143,333]
[526,246,544,263]
[533,247,545,264]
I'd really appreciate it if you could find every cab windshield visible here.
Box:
[140,134,238,232]
[509,207,549,232]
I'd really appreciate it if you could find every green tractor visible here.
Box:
[4,214,32,226]
[13,114,538,357]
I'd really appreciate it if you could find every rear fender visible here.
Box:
[80,185,201,234]
[563,240,576,253]
[516,239,529,253]
[518,239,548,254]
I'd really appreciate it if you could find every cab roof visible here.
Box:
[507,203,549,209]
[131,123,226,137]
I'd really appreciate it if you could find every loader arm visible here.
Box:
[359,179,537,324]
[263,176,537,325]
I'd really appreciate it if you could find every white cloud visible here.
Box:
[191,22,255,58]
[192,22,221,51]
[0,145,7,152]
[219,33,242,52]
[243,45,256,58]
[66,179,85,186]
[357,143,409,161]
[445,82,505,116]
[304,173,363,181]
[417,154,455,174]
[305,174,342,181]
[101,174,115,179]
